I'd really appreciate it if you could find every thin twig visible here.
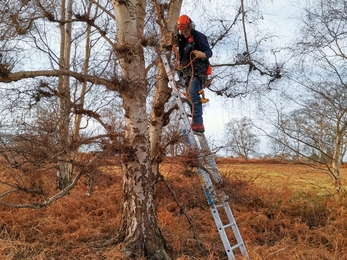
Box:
[264,247,287,259]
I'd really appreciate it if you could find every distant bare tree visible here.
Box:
[225,117,260,160]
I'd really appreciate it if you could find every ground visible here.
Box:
[0,158,346,259]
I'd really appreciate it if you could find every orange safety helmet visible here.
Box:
[177,15,191,30]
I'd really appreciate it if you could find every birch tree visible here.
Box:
[107,0,173,257]
[225,117,260,160]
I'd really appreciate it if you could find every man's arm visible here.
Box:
[194,32,212,59]
[193,50,206,59]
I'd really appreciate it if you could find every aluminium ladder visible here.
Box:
[160,51,250,260]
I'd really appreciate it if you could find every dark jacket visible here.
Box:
[178,29,212,77]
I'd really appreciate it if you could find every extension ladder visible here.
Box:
[160,51,250,260]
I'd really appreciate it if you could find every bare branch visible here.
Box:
[0,171,82,209]
[0,69,120,91]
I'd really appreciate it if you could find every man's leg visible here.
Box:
[189,77,204,132]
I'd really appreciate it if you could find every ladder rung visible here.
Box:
[230,243,243,251]
[222,223,235,229]
[214,203,228,208]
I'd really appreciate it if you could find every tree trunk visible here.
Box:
[72,4,93,194]
[57,0,73,190]
[149,59,172,163]
[116,106,170,258]
[332,123,346,193]
[111,0,172,258]
[149,0,182,162]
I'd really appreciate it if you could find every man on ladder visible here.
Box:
[161,15,250,260]
[175,14,212,133]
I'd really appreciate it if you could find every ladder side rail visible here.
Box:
[195,167,219,205]
[211,206,237,260]
[161,52,198,148]
[212,203,250,260]
[195,134,223,184]
[223,204,250,260]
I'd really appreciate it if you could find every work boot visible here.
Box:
[191,123,205,133]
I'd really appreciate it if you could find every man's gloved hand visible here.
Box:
[192,50,206,59]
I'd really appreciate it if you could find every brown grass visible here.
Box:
[0,158,347,259]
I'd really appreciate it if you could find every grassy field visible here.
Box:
[217,161,347,194]
[0,159,346,259]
